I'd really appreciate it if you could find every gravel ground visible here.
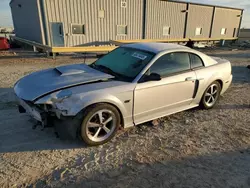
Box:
[0,48,250,188]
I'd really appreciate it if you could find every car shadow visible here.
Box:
[0,50,48,59]
[0,87,86,153]
[0,116,86,153]
[31,148,250,187]
[216,104,250,110]
[232,66,250,84]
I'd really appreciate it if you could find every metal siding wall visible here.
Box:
[239,29,250,41]
[145,0,186,39]
[10,0,43,43]
[239,29,250,38]
[44,0,144,47]
[186,5,213,38]
[212,8,242,38]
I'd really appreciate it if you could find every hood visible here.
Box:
[14,64,114,101]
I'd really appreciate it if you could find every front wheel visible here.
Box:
[200,81,221,109]
[80,104,120,146]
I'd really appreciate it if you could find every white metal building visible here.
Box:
[10,0,243,47]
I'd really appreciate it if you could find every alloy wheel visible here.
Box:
[204,84,219,107]
[86,109,116,142]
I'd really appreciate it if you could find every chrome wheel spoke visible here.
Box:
[98,111,103,124]
[212,89,218,95]
[211,95,215,102]
[94,127,102,138]
[103,126,111,133]
[210,85,214,94]
[207,96,213,103]
[88,122,101,128]
[205,93,211,97]
[104,116,112,125]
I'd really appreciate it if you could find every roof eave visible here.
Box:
[10,0,14,5]
[166,0,244,11]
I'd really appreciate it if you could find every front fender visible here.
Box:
[55,92,130,119]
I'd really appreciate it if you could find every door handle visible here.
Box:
[185,77,196,81]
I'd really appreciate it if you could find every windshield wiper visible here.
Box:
[90,64,132,82]
[92,64,120,77]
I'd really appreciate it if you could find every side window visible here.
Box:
[150,52,191,77]
[190,53,204,69]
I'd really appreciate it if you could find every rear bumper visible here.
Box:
[221,74,233,95]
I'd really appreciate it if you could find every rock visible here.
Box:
[152,119,160,126]
[60,168,69,179]
[239,40,250,48]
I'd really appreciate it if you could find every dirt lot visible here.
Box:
[0,48,250,188]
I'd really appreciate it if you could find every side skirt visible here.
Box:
[133,104,199,126]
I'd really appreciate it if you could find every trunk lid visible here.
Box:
[210,56,229,64]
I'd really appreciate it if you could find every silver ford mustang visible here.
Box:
[14,43,232,146]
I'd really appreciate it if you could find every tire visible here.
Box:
[80,103,120,146]
[37,48,44,53]
[49,52,59,56]
[200,81,222,109]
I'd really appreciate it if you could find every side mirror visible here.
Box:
[145,73,162,82]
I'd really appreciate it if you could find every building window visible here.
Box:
[221,28,227,35]
[163,26,171,36]
[121,0,127,8]
[72,24,85,35]
[117,25,127,35]
[195,27,202,36]
[233,28,238,37]
[98,10,105,19]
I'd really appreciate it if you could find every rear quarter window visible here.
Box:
[190,53,204,69]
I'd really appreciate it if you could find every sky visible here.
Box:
[0,0,249,28]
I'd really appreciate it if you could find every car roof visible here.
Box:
[122,42,189,53]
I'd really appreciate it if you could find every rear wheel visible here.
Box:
[80,104,120,146]
[200,81,221,109]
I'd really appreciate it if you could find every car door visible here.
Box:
[134,52,197,125]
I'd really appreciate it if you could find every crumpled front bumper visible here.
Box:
[18,98,43,122]
[17,98,80,139]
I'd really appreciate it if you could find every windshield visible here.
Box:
[91,47,155,82]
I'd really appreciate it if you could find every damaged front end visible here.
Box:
[14,63,116,139]
[18,98,58,129]
[17,89,81,138]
